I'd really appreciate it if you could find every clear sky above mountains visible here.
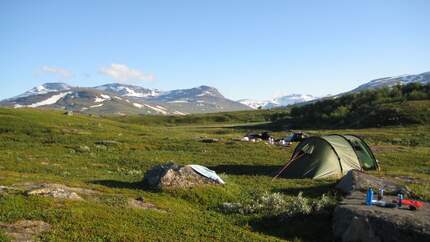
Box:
[1,0,429,100]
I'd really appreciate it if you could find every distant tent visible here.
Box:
[274,134,378,179]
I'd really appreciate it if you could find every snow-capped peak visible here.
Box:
[14,83,72,98]
[94,83,162,98]
[352,71,430,92]
[239,93,318,109]
[272,93,316,106]
[237,99,275,109]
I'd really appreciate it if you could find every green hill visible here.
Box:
[289,83,430,128]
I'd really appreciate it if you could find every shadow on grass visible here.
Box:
[89,180,146,190]
[250,212,333,242]
[209,164,281,177]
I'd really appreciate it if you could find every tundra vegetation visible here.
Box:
[0,88,429,241]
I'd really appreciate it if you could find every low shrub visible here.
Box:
[220,192,337,217]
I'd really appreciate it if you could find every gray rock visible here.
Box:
[25,183,98,201]
[76,145,90,153]
[95,144,108,150]
[26,184,83,200]
[127,197,164,212]
[0,220,51,242]
[336,170,411,196]
[143,162,222,189]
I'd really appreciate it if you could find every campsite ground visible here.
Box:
[0,108,429,241]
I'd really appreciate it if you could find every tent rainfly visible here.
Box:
[275,134,379,179]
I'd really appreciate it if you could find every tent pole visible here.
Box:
[272,152,305,181]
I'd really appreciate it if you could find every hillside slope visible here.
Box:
[352,71,430,92]
[288,83,430,129]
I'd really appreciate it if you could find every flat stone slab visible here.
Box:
[0,220,51,242]
[333,191,430,242]
[25,183,99,201]
[127,197,165,212]
[336,170,411,196]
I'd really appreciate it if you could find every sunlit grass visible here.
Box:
[0,107,429,241]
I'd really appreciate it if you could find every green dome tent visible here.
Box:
[275,135,378,179]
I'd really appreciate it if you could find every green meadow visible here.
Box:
[0,108,429,241]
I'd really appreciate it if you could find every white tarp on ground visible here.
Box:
[190,165,225,184]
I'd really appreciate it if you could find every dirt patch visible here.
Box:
[0,220,51,242]
[127,197,165,212]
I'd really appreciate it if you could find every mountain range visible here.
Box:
[1,70,429,114]
[0,83,250,115]
[239,71,430,109]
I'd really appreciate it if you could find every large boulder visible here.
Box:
[143,163,223,189]
[336,170,411,196]
[333,191,430,242]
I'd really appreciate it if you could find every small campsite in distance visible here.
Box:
[0,83,429,241]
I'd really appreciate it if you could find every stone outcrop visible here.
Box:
[336,170,411,196]
[25,183,98,200]
[334,170,429,242]
[127,197,164,212]
[143,163,222,189]
[0,220,51,242]
[333,191,430,242]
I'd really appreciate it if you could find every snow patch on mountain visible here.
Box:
[352,71,430,92]
[273,94,316,106]
[237,99,275,109]
[142,104,168,114]
[94,94,111,103]
[123,87,144,97]
[133,103,143,108]
[172,111,187,115]
[100,94,111,99]
[239,94,318,109]
[168,100,189,103]
[24,92,71,108]
[94,83,161,98]
[197,90,218,97]
[90,103,104,108]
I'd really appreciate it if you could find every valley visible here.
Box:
[0,107,429,241]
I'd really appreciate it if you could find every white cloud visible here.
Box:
[40,65,74,80]
[99,63,155,83]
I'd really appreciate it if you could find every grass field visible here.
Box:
[0,108,429,241]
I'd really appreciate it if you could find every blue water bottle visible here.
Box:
[398,194,403,208]
[366,188,373,206]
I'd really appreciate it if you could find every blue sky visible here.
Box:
[1,0,429,100]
